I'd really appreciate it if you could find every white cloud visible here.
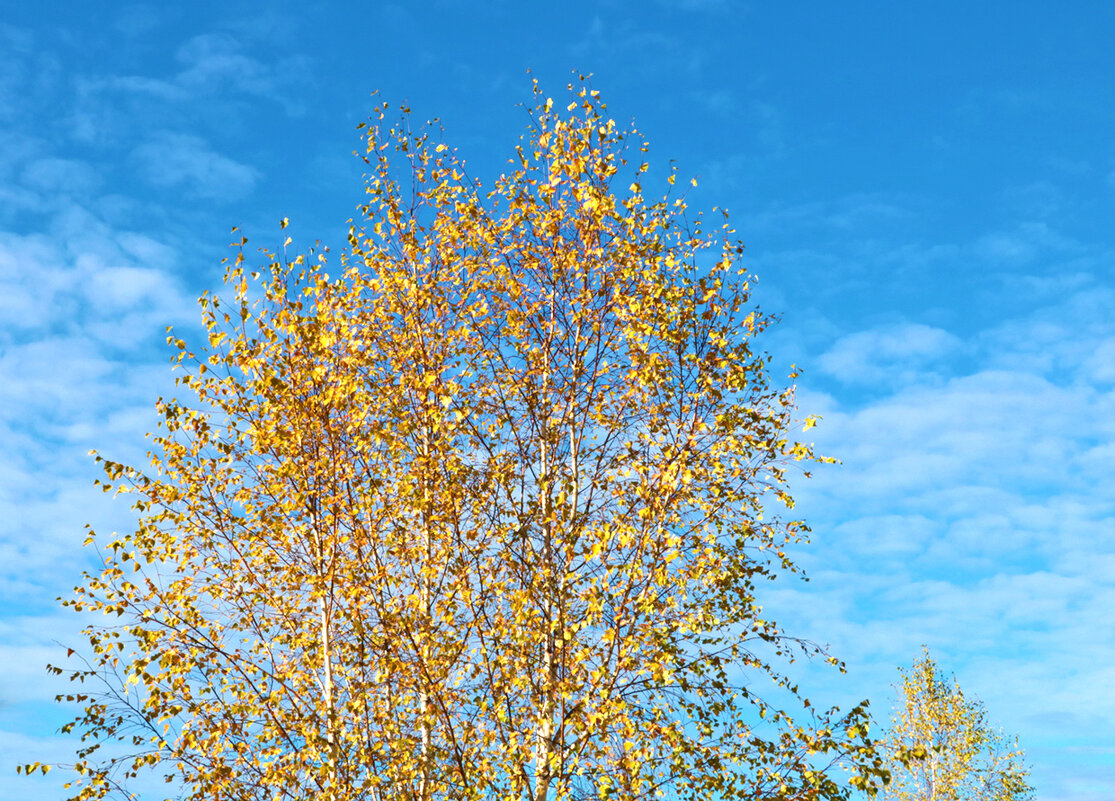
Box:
[0,216,188,801]
[20,158,102,197]
[68,31,311,143]
[175,32,276,96]
[0,25,34,124]
[978,284,1115,378]
[1082,339,1115,383]
[133,132,259,201]
[85,265,173,309]
[654,0,733,11]
[818,322,961,385]
[746,193,915,236]
[974,221,1082,266]
[0,212,192,342]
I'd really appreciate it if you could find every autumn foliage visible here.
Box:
[50,81,887,801]
[882,650,1032,801]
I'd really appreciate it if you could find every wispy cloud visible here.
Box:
[133,132,259,201]
[175,32,287,98]
[70,31,310,144]
[975,221,1082,266]
[569,17,699,79]
[0,24,34,124]
[0,202,193,797]
[818,323,961,385]
[20,158,103,198]
[653,0,735,12]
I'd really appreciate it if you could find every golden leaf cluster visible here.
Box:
[50,79,886,801]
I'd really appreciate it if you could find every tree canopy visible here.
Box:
[46,80,887,801]
[881,649,1032,801]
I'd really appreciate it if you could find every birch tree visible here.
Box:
[882,650,1032,801]
[43,80,888,801]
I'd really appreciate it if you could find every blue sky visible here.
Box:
[3,2,1114,799]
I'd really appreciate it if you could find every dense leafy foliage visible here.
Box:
[48,81,887,801]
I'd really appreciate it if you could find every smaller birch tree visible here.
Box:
[882,650,1033,801]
